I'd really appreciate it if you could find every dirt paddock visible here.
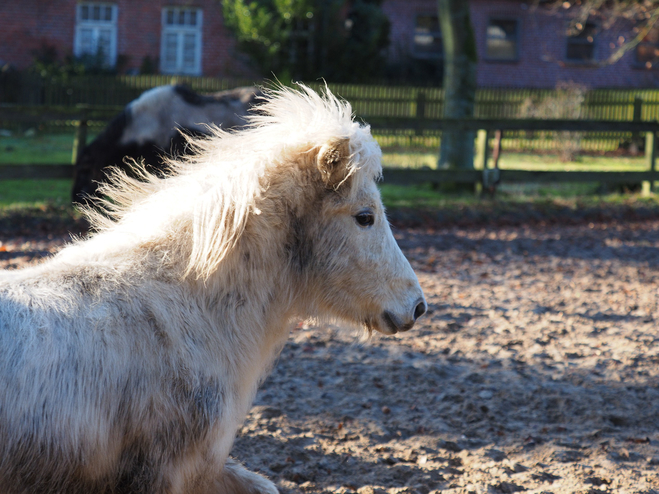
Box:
[2,217,658,494]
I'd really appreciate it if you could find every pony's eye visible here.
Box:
[355,211,375,227]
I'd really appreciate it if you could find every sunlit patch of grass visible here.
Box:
[0,130,99,164]
[381,152,437,169]
[0,180,72,208]
[495,152,647,171]
[379,181,659,213]
[380,150,648,171]
[0,132,76,164]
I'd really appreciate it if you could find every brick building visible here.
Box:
[385,0,659,88]
[2,0,659,88]
[0,0,252,78]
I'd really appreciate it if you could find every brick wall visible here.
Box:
[382,0,659,88]
[0,0,254,78]
[0,0,77,70]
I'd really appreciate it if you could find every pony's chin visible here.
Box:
[363,318,398,335]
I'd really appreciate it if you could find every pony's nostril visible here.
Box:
[413,300,427,321]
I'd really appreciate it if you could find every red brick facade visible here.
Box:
[0,1,75,70]
[0,0,253,78]
[2,0,658,87]
[384,0,659,88]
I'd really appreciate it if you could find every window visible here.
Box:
[413,15,442,59]
[636,26,659,68]
[74,2,118,67]
[161,7,203,75]
[566,22,597,62]
[486,19,519,61]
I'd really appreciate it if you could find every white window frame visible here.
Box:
[160,7,203,76]
[74,2,118,67]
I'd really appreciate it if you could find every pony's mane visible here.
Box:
[81,84,383,280]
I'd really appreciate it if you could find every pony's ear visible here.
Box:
[317,138,351,188]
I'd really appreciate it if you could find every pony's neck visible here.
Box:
[198,232,299,348]
[191,246,299,413]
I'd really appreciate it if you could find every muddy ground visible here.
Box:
[2,214,658,494]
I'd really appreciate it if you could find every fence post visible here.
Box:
[492,129,503,169]
[415,91,425,136]
[652,131,657,194]
[475,129,491,196]
[644,130,656,195]
[633,97,643,153]
[71,106,89,164]
[476,129,489,169]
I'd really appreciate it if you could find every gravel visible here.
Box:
[3,216,659,494]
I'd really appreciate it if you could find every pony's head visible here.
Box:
[235,84,426,334]
[294,132,426,334]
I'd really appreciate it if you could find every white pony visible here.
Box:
[0,85,426,494]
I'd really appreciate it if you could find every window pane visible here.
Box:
[183,33,196,70]
[416,15,439,34]
[566,42,594,61]
[573,22,597,39]
[637,43,659,64]
[414,34,442,54]
[79,27,94,54]
[487,38,517,60]
[486,20,518,60]
[567,22,596,61]
[490,20,517,39]
[92,5,101,21]
[178,10,185,25]
[188,10,197,26]
[104,6,112,21]
[164,33,179,70]
[166,9,174,25]
[97,28,112,62]
[414,15,442,57]
[81,5,89,20]
[643,26,659,44]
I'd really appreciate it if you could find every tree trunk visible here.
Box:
[437,0,477,170]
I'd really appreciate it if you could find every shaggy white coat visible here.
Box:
[0,85,424,494]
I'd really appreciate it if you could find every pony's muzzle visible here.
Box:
[383,298,427,333]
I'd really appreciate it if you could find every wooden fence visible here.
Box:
[1,103,657,193]
[6,73,659,120]
[371,119,659,192]
[5,75,659,155]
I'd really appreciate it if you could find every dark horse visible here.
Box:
[72,85,262,202]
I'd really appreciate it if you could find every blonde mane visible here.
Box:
[81,84,383,280]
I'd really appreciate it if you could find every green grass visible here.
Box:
[381,150,648,171]
[0,132,76,164]
[379,183,477,208]
[494,152,646,171]
[0,180,72,208]
[378,182,659,208]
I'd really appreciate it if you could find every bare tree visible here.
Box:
[544,0,659,65]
